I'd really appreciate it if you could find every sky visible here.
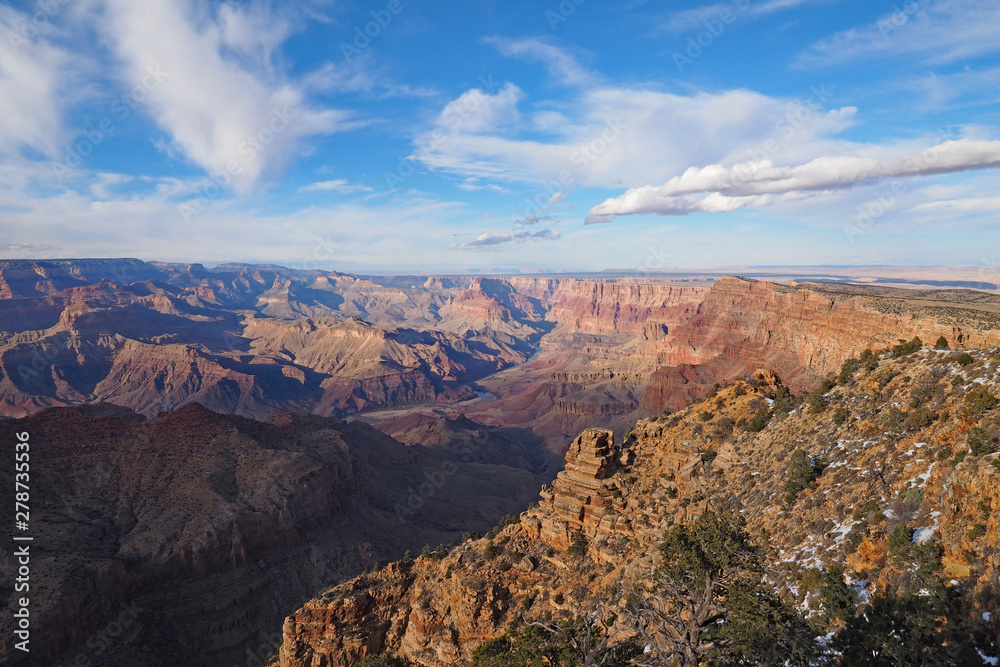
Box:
[1,0,1000,273]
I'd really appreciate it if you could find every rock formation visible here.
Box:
[535,429,628,550]
[0,403,544,666]
[273,350,1000,666]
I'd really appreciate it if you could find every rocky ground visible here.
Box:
[0,404,544,666]
[275,346,1000,665]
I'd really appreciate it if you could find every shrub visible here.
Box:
[951,375,964,388]
[472,622,640,667]
[784,450,826,505]
[956,352,974,366]
[772,386,800,416]
[699,410,714,421]
[934,336,950,350]
[820,566,858,623]
[471,636,512,662]
[888,524,914,557]
[699,450,718,463]
[839,358,862,384]
[860,348,879,371]
[807,391,828,414]
[568,533,588,558]
[992,458,1000,473]
[847,521,867,549]
[880,406,905,431]
[357,656,414,667]
[964,386,998,417]
[892,336,923,357]
[968,427,995,456]
[484,540,496,559]
[744,409,771,432]
[712,416,735,439]
[903,407,937,430]
[832,407,848,425]
[834,591,985,665]
[969,524,987,540]
[656,512,818,666]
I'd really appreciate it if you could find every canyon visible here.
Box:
[3,259,1000,664]
[276,351,1000,665]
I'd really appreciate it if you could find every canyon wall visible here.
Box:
[275,351,1000,666]
[0,404,544,666]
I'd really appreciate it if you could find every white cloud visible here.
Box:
[0,7,74,158]
[893,67,1000,113]
[798,0,1000,68]
[435,83,523,134]
[98,0,358,193]
[486,37,595,87]
[514,214,554,226]
[451,229,561,250]
[299,179,373,194]
[585,139,1000,223]
[0,169,470,268]
[416,82,858,189]
[913,193,1000,213]
[663,0,828,32]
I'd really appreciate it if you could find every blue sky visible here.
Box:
[1,0,1000,272]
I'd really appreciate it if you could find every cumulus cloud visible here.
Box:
[99,0,357,192]
[434,83,523,134]
[798,0,1000,67]
[416,82,857,189]
[299,179,373,194]
[451,229,561,250]
[585,139,1000,223]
